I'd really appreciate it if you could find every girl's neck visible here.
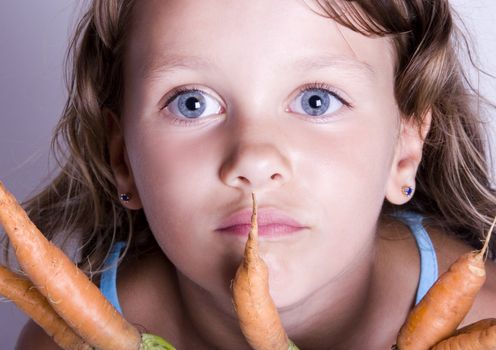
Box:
[175,237,382,350]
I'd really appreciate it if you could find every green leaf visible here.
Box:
[288,339,300,350]
[140,333,176,350]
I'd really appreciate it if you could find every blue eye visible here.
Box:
[162,88,224,121]
[289,82,350,118]
[161,82,350,126]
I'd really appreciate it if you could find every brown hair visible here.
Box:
[2,0,495,276]
[313,0,496,258]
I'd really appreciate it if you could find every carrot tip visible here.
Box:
[248,192,258,243]
[478,213,496,261]
[251,192,257,224]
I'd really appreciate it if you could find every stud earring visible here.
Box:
[401,185,414,197]
[119,193,131,202]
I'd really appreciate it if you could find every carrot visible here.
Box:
[0,181,175,350]
[395,214,496,350]
[0,265,91,350]
[431,319,496,350]
[232,193,299,350]
[451,318,496,336]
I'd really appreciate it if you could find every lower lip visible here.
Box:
[216,224,304,237]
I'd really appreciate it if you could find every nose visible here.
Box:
[219,142,292,193]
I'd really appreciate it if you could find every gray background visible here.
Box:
[0,1,495,348]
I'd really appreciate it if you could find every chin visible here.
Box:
[270,280,312,310]
[263,257,318,310]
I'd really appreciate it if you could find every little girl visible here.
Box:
[11,0,496,349]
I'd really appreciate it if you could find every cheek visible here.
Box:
[125,117,220,208]
[297,114,397,210]
[123,120,235,286]
[300,117,396,245]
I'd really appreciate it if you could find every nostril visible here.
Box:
[271,173,282,181]
[238,176,250,184]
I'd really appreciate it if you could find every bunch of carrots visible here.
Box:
[0,181,175,350]
[1,180,495,350]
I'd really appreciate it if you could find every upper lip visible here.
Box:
[216,207,307,230]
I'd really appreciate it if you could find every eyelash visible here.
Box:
[161,81,352,126]
[299,81,351,106]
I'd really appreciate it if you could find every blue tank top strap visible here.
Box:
[99,241,126,314]
[389,210,439,305]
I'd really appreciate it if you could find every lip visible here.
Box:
[216,207,308,237]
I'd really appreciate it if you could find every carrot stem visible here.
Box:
[139,334,176,350]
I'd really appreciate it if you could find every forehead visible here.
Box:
[126,0,394,84]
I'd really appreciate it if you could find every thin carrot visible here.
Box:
[431,319,496,350]
[451,318,496,336]
[0,181,175,350]
[395,214,496,350]
[232,193,299,350]
[0,265,91,350]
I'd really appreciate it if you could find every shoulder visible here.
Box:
[421,220,496,326]
[378,214,496,323]
[115,248,186,345]
[15,319,62,350]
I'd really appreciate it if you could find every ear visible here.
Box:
[385,110,432,205]
[104,108,142,210]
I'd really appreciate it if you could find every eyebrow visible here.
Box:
[141,54,213,80]
[290,55,375,77]
[141,53,375,80]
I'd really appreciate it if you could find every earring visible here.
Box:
[401,185,414,197]
[119,193,131,202]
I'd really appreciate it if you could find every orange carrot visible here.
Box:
[395,214,496,350]
[232,193,298,350]
[0,265,91,350]
[0,181,141,350]
[451,318,496,336]
[431,319,496,350]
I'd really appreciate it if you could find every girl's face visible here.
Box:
[113,0,414,307]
